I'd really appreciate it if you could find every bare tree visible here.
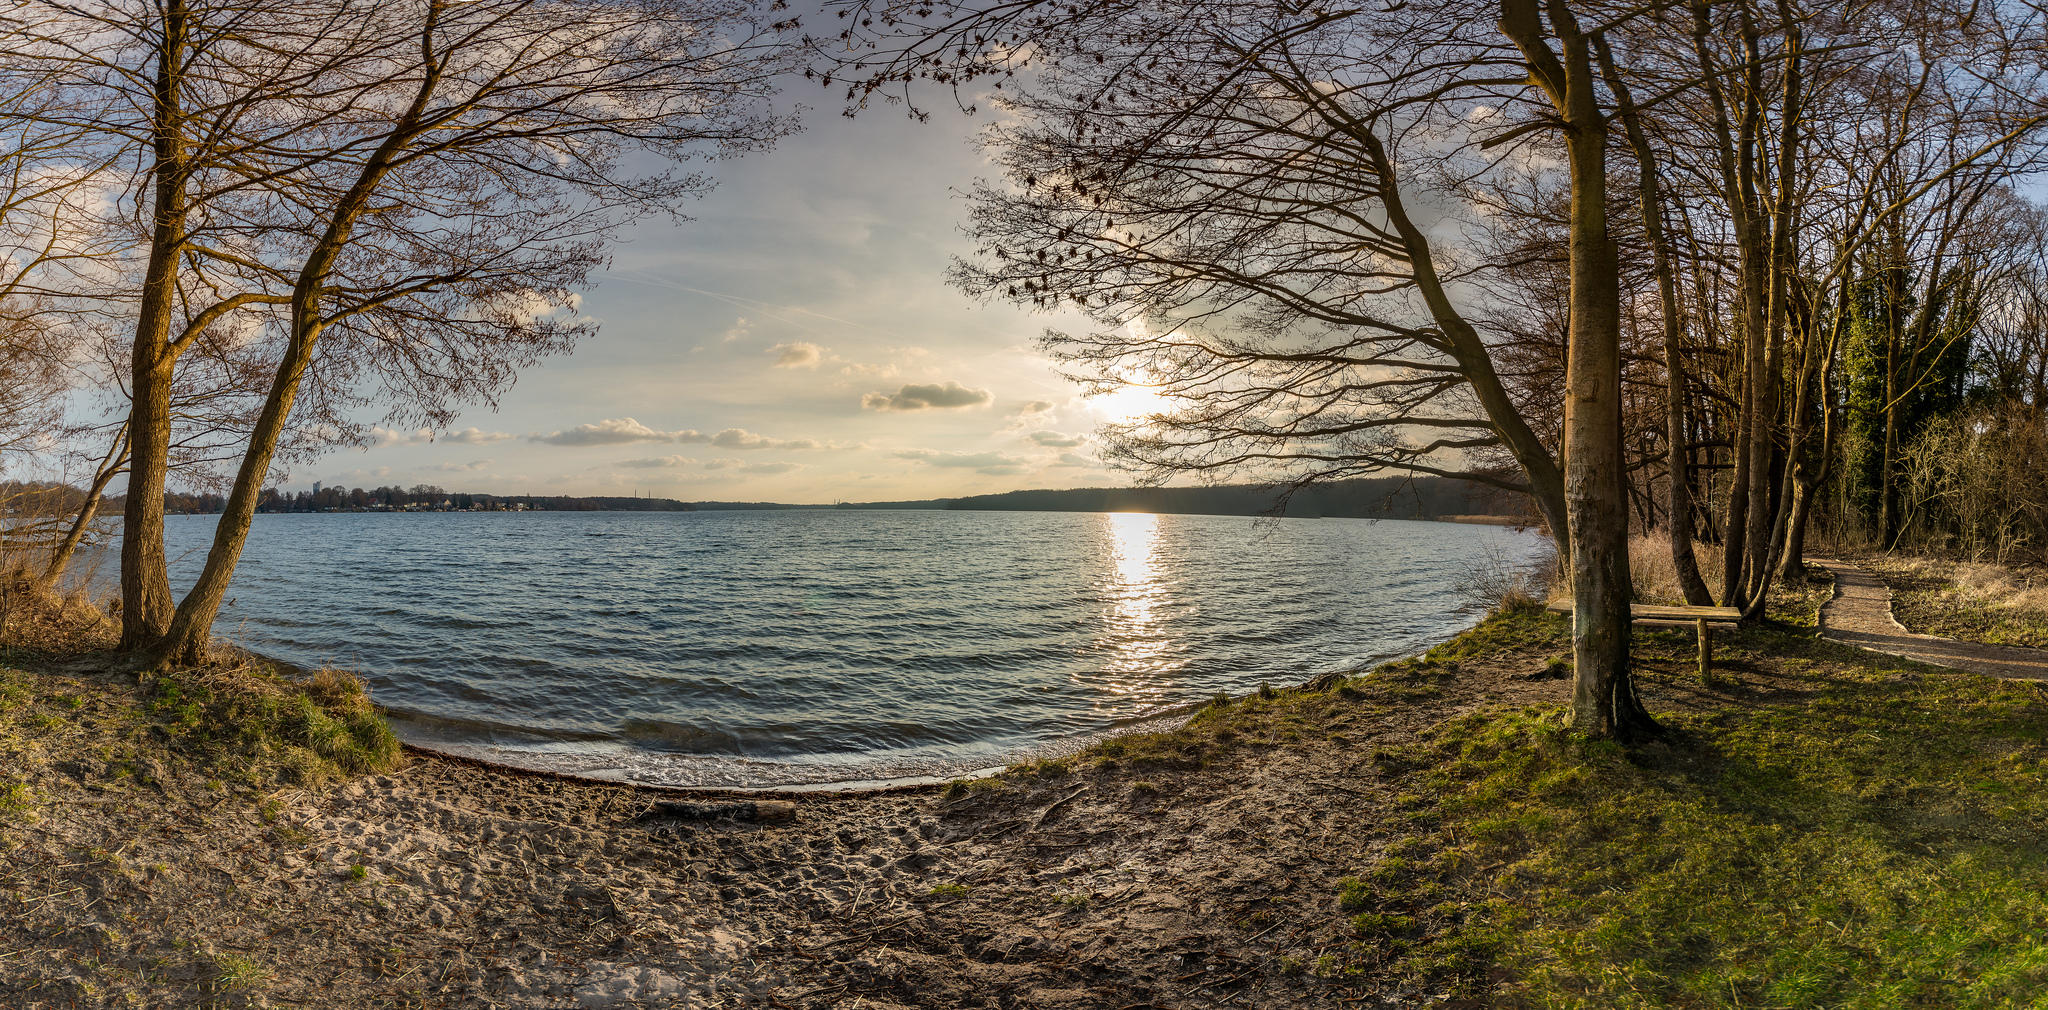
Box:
[144,0,790,664]
[825,0,1682,735]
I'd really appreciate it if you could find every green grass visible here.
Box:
[144,663,401,787]
[207,952,272,992]
[1344,589,2048,1007]
[0,776,35,822]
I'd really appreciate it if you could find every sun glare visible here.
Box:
[1092,381,1169,424]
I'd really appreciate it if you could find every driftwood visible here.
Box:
[642,799,797,823]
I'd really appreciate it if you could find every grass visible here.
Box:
[142,661,401,788]
[207,952,272,992]
[0,574,401,794]
[1324,572,2048,1007]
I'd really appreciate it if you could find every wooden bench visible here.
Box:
[1545,602,1742,678]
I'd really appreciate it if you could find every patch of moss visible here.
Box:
[0,776,36,822]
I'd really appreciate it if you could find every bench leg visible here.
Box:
[1697,617,1711,681]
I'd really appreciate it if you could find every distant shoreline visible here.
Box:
[182,507,1537,527]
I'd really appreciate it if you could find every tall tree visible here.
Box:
[829,0,1664,736]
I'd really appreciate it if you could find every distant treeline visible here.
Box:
[0,481,692,515]
[0,476,1521,520]
[933,476,1526,520]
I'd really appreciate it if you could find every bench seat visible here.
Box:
[1545,601,1741,678]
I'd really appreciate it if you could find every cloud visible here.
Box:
[702,427,820,450]
[1012,400,1054,415]
[442,427,515,445]
[739,461,802,475]
[619,455,697,468]
[428,459,493,473]
[373,425,516,447]
[769,341,823,368]
[531,417,685,446]
[369,426,433,447]
[894,448,1028,475]
[1053,451,1098,468]
[1027,430,1086,448]
[862,381,995,411]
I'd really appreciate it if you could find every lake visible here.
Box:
[144,510,1545,787]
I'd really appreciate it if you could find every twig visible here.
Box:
[1033,786,1089,830]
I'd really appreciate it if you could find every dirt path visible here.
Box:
[1814,559,2048,680]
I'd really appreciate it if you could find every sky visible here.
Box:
[303,95,1135,504]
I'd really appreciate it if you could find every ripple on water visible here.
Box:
[146,510,1546,786]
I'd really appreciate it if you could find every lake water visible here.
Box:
[145,510,1544,787]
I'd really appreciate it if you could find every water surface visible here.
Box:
[148,510,1544,786]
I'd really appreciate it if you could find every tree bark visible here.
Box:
[119,0,188,649]
[1743,11,1801,606]
[1500,0,1648,739]
[152,330,318,665]
[1359,129,1572,561]
[152,41,439,665]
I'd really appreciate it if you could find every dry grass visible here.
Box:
[0,561,118,661]
[1622,535,1727,605]
[1455,541,1555,615]
[1864,554,2048,648]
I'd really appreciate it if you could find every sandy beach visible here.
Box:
[0,602,1567,1009]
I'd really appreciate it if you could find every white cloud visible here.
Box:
[428,459,493,473]
[705,427,816,450]
[769,341,823,368]
[619,455,697,468]
[369,426,433,447]
[442,427,515,445]
[1011,400,1055,415]
[373,426,516,447]
[531,417,686,446]
[740,461,802,475]
[862,381,995,411]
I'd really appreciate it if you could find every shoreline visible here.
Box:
[18,569,2048,1006]
[0,592,1564,1009]
[382,635,1455,794]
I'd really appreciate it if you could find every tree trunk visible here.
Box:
[121,315,177,648]
[42,426,128,587]
[152,332,318,665]
[120,0,188,651]
[1778,479,1813,579]
[1600,38,1712,605]
[1359,128,1572,562]
[1743,13,1801,607]
[152,67,432,665]
[1501,0,1648,739]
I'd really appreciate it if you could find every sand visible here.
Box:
[0,629,1573,1009]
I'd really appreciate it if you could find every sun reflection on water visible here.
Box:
[1085,512,1182,704]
